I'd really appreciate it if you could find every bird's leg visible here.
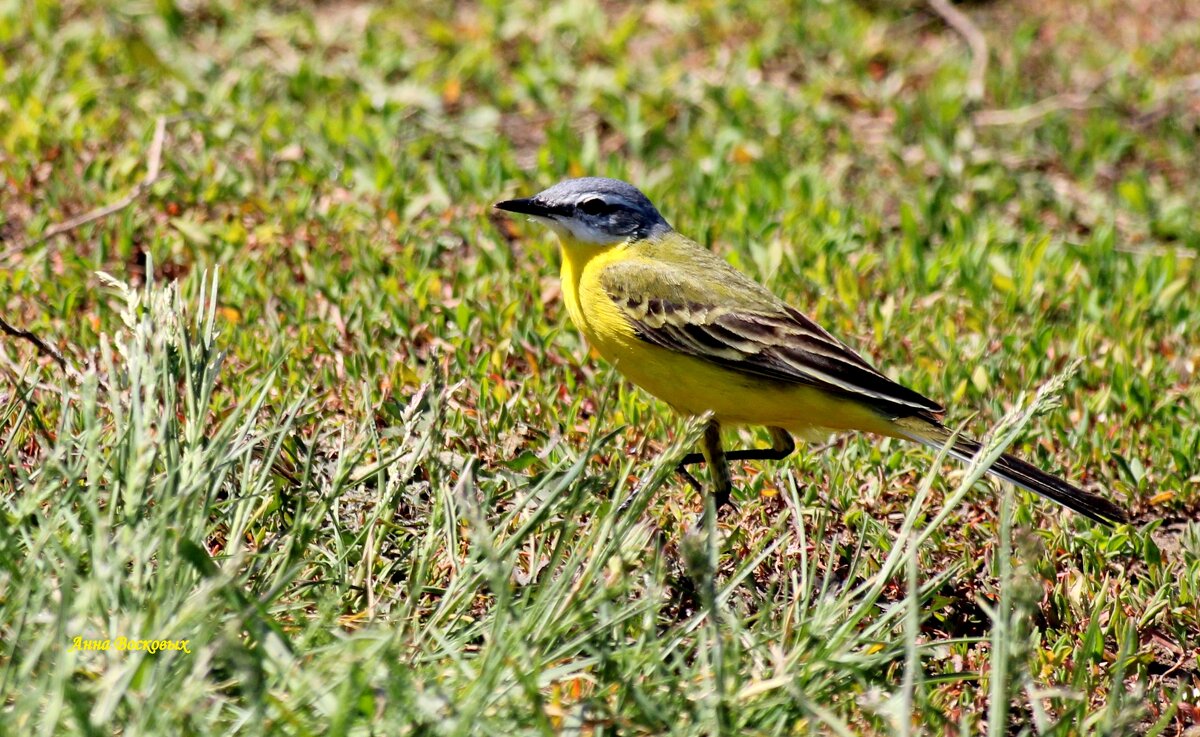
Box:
[678,426,795,466]
[677,427,796,466]
[693,419,732,508]
[674,420,732,501]
[676,425,795,508]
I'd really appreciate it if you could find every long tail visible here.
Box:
[892,416,1129,526]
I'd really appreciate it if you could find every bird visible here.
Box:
[494,177,1129,526]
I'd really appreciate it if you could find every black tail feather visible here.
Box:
[954,437,1130,526]
[893,417,1130,526]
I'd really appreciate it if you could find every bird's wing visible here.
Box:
[598,256,944,418]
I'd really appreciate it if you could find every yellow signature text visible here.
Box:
[68,637,192,654]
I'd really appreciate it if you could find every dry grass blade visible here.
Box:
[928,0,988,102]
[973,92,1099,127]
[2,116,169,260]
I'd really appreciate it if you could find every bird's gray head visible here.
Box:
[494,177,672,245]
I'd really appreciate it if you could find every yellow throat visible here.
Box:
[556,235,628,341]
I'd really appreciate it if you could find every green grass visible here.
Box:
[2,0,1199,733]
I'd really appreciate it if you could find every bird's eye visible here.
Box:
[577,198,611,215]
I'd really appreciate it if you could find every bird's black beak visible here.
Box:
[494,198,562,217]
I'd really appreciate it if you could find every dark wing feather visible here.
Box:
[600,259,944,419]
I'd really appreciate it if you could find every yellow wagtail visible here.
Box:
[495,177,1128,526]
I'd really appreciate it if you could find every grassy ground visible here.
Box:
[2,0,1199,733]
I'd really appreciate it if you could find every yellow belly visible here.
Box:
[558,240,896,438]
